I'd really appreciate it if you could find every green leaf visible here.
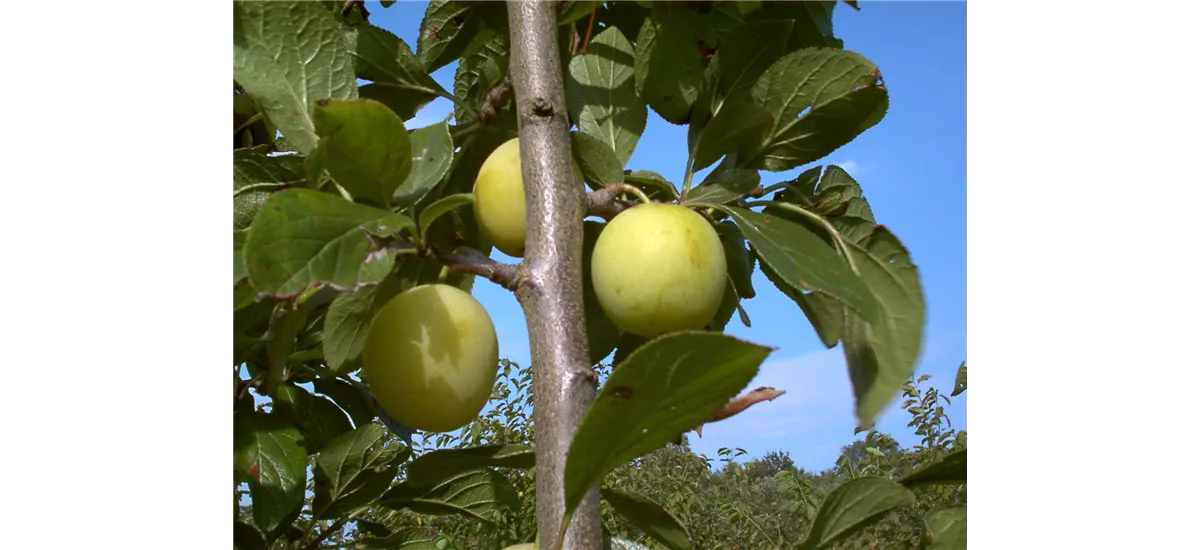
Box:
[572,132,626,189]
[842,1,860,12]
[453,31,509,123]
[311,98,411,207]
[313,423,410,519]
[901,448,966,488]
[233,1,357,155]
[605,537,655,550]
[718,206,880,324]
[233,521,266,550]
[624,170,679,200]
[405,445,535,487]
[716,222,755,299]
[688,19,792,171]
[751,228,840,348]
[683,159,761,205]
[417,1,506,73]
[234,150,306,231]
[563,332,772,522]
[321,276,406,373]
[244,189,414,298]
[747,49,887,171]
[951,362,967,396]
[234,231,249,285]
[559,1,595,25]
[419,193,475,241]
[312,376,377,428]
[924,506,967,550]
[584,221,621,364]
[265,306,308,397]
[272,384,354,453]
[348,25,448,121]
[841,227,926,426]
[380,0,397,7]
[776,165,878,244]
[380,468,519,524]
[395,121,454,207]
[612,332,648,366]
[234,412,308,533]
[690,97,774,173]
[357,527,442,550]
[798,476,915,549]
[601,488,693,550]
[634,4,708,124]
[566,26,646,165]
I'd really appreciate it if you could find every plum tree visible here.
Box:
[361,284,500,433]
[590,203,727,338]
[473,136,583,257]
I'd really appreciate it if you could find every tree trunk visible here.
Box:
[505,1,603,549]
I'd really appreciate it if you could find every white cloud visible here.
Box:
[837,160,860,173]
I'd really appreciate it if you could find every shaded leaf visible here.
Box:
[264,306,308,397]
[718,206,880,324]
[684,158,761,205]
[634,4,708,124]
[417,1,506,73]
[776,165,877,244]
[234,412,308,533]
[748,49,887,171]
[624,170,679,200]
[349,25,448,121]
[419,193,475,241]
[601,488,693,550]
[759,259,842,348]
[243,189,414,298]
[584,221,621,364]
[233,1,357,155]
[952,362,967,396]
[234,150,306,231]
[272,384,354,453]
[311,98,411,207]
[564,332,772,520]
[357,527,441,550]
[925,506,967,550]
[453,30,509,123]
[380,468,519,524]
[369,389,417,446]
[612,331,648,367]
[312,376,377,428]
[234,521,266,550]
[313,423,410,519]
[798,476,915,549]
[716,222,755,299]
[841,227,925,426]
[688,19,792,171]
[405,445,535,488]
[572,131,626,189]
[395,120,454,207]
[321,275,407,373]
[566,26,646,164]
[901,448,966,488]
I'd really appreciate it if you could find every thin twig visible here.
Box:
[582,1,598,53]
[584,184,646,219]
[427,246,522,291]
[695,387,786,437]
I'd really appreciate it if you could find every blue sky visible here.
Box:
[366,1,967,471]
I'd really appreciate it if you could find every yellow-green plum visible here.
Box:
[590,203,727,338]
[362,284,499,433]
[473,137,584,257]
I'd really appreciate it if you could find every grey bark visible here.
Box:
[505,2,603,549]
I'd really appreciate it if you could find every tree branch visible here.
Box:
[584,184,644,220]
[506,2,603,548]
[695,387,786,437]
[427,246,522,291]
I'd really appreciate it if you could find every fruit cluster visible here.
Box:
[363,138,726,432]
